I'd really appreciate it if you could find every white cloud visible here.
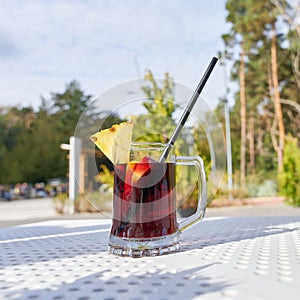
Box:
[0,0,229,109]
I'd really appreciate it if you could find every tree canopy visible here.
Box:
[0,80,93,184]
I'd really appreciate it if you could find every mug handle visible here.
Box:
[175,155,207,232]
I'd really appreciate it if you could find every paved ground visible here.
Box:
[206,200,300,218]
[0,198,109,228]
[0,196,300,228]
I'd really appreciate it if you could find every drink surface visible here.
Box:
[111,162,178,239]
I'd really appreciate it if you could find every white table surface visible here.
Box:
[0,216,299,300]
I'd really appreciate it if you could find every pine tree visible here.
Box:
[223,0,290,180]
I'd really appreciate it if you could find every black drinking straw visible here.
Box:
[159,56,219,162]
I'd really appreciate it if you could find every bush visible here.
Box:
[53,192,69,213]
[220,170,278,199]
[75,190,113,213]
[278,137,300,207]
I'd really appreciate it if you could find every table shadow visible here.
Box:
[7,264,232,300]
[0,220,111,268]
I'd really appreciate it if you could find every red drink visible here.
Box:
[111,161,178,239]
[107,142,206,257]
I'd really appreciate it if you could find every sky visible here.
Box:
[0,0,230,111]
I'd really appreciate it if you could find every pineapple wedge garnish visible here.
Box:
[90,121,133,164]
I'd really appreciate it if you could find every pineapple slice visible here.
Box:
[90,121,133,163]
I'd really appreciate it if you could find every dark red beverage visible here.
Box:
[111,160,178,239]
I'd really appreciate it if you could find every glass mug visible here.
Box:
[108,142,207,257]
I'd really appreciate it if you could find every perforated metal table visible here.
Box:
[0,216,299,300]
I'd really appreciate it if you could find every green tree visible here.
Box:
[133,70,177,143]
[279,136,300,206]
[223,0,291,190]
[0,109,66,183]
[0,80,94,185]
[0,106,36,183]
[48,80,93,142]
[223,0,257,186]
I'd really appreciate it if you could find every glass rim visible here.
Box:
[130,142,173,151]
